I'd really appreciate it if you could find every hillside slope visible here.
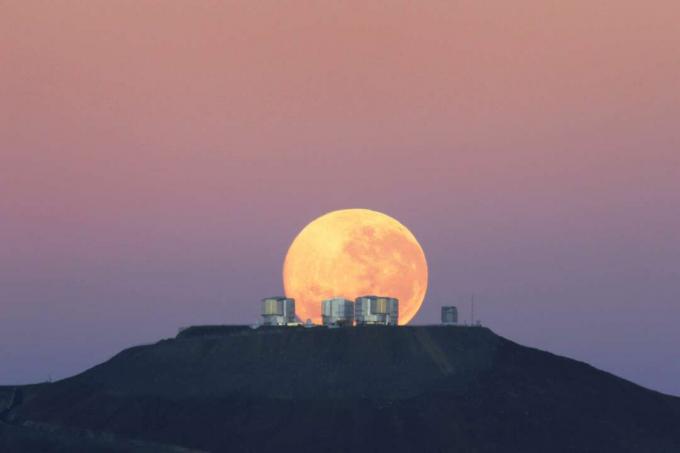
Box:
[3,326,680,452]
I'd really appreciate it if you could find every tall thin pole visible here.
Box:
[471,294,475,325]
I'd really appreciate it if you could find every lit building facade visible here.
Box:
[321,297,355,326]
[261,297,296,326]
[354,296,398,326]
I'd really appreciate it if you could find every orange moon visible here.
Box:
[283,209,428,325]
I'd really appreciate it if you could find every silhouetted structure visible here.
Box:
[441,306,458,325]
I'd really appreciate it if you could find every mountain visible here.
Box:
[2,325,680,452]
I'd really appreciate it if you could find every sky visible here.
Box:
[1,1,679,395]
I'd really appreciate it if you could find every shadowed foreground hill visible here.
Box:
[3,326,680,452]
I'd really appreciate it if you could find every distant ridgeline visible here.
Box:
[174,323,477,339]
[176,324,253,338]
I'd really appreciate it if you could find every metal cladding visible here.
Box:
[321,298,355,326]
[261,297,296,326]
[354,295,399,326]
[441,306,458,325]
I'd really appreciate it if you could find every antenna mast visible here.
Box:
[471,294,475,325]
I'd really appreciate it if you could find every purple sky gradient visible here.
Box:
[1,1,679,394]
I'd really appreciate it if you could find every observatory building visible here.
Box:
[321,297,355,326]
[261,297,296,326]
[441,306,458,325]
[355,296,398,326]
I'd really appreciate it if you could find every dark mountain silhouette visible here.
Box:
[2,326,680,452]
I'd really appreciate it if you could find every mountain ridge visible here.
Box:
[2,325,680,452]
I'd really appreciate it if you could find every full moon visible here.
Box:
[283,209,428,325]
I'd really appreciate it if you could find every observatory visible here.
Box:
[441,306,458,325]
[261,297,296,326]
[321,297,355,326]
[355,296,398,326]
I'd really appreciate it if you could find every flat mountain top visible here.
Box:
[3,326,680,452]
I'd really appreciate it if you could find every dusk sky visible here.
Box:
[2,1,679,395]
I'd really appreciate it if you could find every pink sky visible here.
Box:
[2,1,680,394]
